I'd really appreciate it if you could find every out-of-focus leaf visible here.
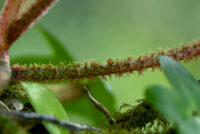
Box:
[146,85,191,123]
[178,118,200,134]
[146,84,200,134]
[11,56,51,65]
[10,25,73,65]
[38,26,74,63]
[22,82,69,134]
[146,56,200,134]
[159,56,200,109]
[88,79,116,113]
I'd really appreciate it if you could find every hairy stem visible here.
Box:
[11,41,200,82]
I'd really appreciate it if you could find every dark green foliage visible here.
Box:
[0,116,27,134]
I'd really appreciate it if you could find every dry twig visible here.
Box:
[83,87,115,125]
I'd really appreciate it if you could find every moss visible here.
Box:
[111,100,168,130]
[2,83,26,98]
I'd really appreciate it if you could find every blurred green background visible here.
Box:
[1,0,200,108]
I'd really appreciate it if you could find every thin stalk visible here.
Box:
[11,41,200,82]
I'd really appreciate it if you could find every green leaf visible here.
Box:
[88,79,116,113]
[178,118,200,134]
[22,82,69,134]
[10,25,74,65]
[146,56,200,134]
[37,26,74,63]
[159,56,200,109]
[146,85,200,134]
[146,85,191,123]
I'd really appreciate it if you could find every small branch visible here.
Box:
[83,87,115,125]
[11,41,200,81]
[0,110,101,132]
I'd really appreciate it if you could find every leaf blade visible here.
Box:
[146,85,200,134]
[159,56,200,108]
[146,85,190,121]
[37,26,74,63]
[22,82,69,134]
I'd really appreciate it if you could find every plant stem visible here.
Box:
[11,41,200,82]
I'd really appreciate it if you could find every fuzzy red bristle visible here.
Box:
[11,41,200,82]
